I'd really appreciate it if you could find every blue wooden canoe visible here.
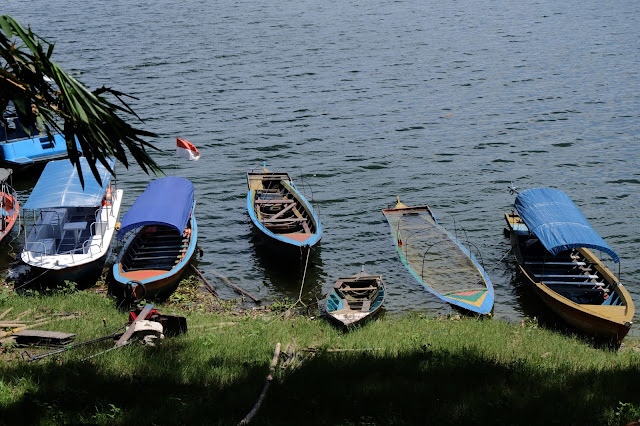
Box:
[325,269,386,328]
[383,197,494,315]
[246,167,322,252]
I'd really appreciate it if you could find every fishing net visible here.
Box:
[384,209,486,296]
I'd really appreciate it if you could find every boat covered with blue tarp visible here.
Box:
[514,188,619,262]
[112,176,197,301]
[117,176,195,239]
[23,158,114,209]
[505,187,634,341]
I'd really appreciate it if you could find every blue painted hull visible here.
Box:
[0,133,81,167]
[112,203,197,301]
[246,171,322,251]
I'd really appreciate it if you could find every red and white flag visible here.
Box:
[176,137,201,161]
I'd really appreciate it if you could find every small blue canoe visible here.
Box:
[324,269,386,328]
[246,166,322,252]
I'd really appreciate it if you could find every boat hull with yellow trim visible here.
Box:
[505,188,634,341]
[382,198,494,315]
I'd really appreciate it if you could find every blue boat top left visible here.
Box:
[0,106,81,167]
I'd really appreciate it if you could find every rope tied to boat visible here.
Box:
[295,246,312,308]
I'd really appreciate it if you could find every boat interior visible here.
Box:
[120,225,191,275]
[333,277,383,312]
[253,174,315,235]
[520,239,621,306]
[25,206,103,256]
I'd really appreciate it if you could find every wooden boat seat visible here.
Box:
[255,199,294,205]
[535,274,599,279]
[361,300,371,311]
[543,281,605,286]
[261,218,307,223]
[526,261,586,266]
[342,286,378,292]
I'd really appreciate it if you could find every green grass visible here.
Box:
[1,288,640,425]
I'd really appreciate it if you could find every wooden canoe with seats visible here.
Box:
[505,188,634,341]
[246,165,322,251]
[324,269,385,328]
[112,177,197,301]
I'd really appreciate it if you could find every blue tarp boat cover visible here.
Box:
[23,158,114,210]
[117,176,194,240]
[515,188,619,263]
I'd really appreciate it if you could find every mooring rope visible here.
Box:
[12,267,50,292]
[295,246,312,308]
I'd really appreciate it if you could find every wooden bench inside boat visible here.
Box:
[535,274,599,279]
[255,199,294,205]
[526,261,586,266]
[543,281,605,286]
[261,218,307,223]
[341,286,378,292]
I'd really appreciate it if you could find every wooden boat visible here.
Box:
[0,168,19,244]
[112,177,197,301]
[505,187,634,340]
[324,269,386,328]
[20,158,123,285]
[382,197,494,315]
[246,165,322,253]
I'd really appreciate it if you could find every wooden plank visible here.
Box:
[0,307,13,320]
[535,274,599,279]
[544,281,605,286]
[268,202,296,220]
[254,199,294,205]
[14,330,75,346]
[115,304,154,347]
[342,286,378,291]
[0,322,27,328]
[526,261,586,266]
[261,218,306,223]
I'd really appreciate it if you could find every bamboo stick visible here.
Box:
[210,268,261,304]
[0,307,13,320]
[189,264,218,297]
[238,342,281,425]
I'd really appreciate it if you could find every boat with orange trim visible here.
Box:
[383,197,494,315]
[112,177,197,301]
[0,168,19,244]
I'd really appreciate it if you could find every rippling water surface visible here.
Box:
[7,0,640,334]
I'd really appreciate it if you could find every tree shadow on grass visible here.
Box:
[2,341,640,425]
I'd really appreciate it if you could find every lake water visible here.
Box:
[6,0,640,335]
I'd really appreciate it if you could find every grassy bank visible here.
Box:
[1,286,640,425]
